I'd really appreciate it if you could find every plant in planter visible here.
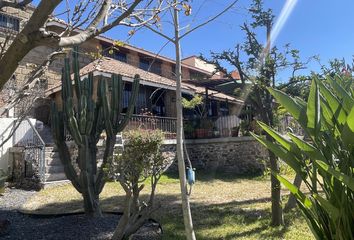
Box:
[184,122,196,139]
[109,129,173,240]
[196,119,214,138]
[212,126,220,138]
[231,126,240,137]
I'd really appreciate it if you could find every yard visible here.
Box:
[20,172,314,240]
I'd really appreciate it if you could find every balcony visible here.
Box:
[125,114,243,139]
[64,114,243,141]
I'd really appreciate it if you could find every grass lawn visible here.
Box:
[22,172,314,240]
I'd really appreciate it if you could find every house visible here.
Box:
[0,4,252,182]
[0,5,244,138]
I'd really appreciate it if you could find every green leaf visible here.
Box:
[268,87,306,123]
[341,106,354,148]
[327,75,354,114]
[313,194,340,221]
[288,133,325,162]
[315,78,347,125]
[252,133,304,176]
[257,121,290,150]
[273,172,313,209]
[307,79,321,136]
[316,160,354,191]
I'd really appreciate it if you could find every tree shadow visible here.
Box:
[164,169,266,183]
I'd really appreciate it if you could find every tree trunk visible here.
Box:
[173,4,196,240]
[0,0,62,88]
[284,173,302,212]
[268,149,284,226]
[112,192,132,240]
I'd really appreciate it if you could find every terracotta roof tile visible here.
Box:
[46,57,242,104]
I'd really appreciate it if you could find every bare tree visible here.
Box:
[133,1,238,239]
[0,0,168,92]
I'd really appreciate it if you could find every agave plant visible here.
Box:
[252,75,354,240]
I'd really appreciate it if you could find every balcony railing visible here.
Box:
[64,114,242,140]
[124,114,177,139]
[184,115,241,139]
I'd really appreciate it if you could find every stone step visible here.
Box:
[45,172,67,182]
[45,165,64,174]
[45,151,59,159]
[46,156,62,166]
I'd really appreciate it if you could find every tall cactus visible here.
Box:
[51,47,140,216]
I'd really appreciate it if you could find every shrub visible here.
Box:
[109,129,173,240]
[0,169,6,194]
[252,75,354,240]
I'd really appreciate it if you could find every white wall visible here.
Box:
[0,118,37,175]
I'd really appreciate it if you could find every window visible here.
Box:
[220,102,229,116]
[150,61,162,75]
[139,58,150,71]
[0,14,20,31]
[101,43,127,63]
[190,70,206,80]
[113,51,127,62]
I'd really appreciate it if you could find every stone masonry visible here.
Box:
[164,137,268,175]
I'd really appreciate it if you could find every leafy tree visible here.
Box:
[109,129,173,240]
[202,0,312,226]
[253,74,354,239]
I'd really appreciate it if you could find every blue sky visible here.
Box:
[108,0,354,82]
[42,0,354,82]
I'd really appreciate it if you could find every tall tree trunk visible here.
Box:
[173,4,196,240]
[268,148,284,226]
[265,21,283,226]
[284,173,302,212]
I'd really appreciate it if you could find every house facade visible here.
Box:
[0,5,244,140]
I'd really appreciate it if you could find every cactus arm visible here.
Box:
[79,94,88,134]
[117,75,140,132]
[64,58,73,98]
[95,137,115,194]
[72,46,81,100]
[51,103,81,192]
[111,74,119,128]
[85,99,95,135]
[99,78,114,137]
[65,97,83,145]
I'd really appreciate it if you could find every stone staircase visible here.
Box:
[43,133,124,183]
[44,146,67,182]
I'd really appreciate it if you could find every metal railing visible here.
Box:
[64,114,178,140]
[13,118,46,182]
[184,115,241,139]
[124,114,177,139]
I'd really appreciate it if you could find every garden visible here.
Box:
[2,171,313,240]
[0,0,353,240]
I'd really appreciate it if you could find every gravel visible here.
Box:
[0,188,161,240]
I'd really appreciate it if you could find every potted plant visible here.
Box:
[212,126,220,138]
[231,126,240,137]
[184,123,196,139]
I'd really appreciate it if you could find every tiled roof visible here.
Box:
[46,57,242,104]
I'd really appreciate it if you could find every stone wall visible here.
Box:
[165,137,268,175]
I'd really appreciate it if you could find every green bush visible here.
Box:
[252,75,354,240]
[109,129,172,240]
[0,169,6,194]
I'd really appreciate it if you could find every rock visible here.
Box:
[129,220,162,240]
